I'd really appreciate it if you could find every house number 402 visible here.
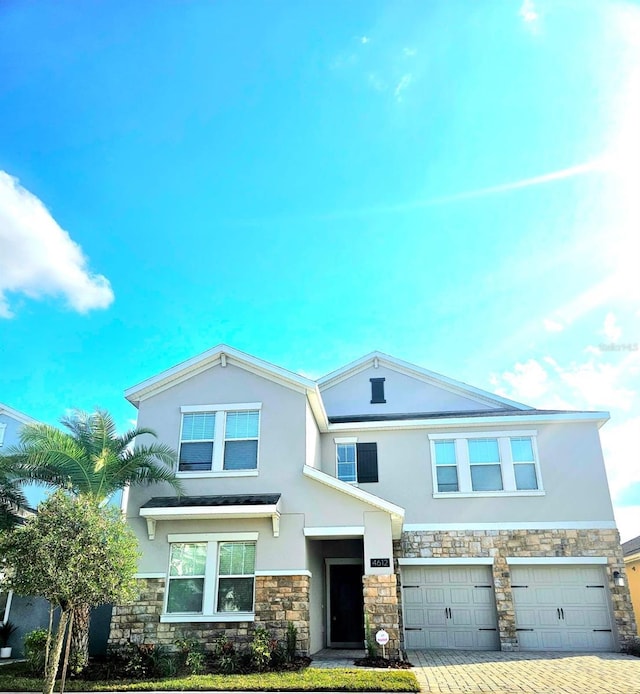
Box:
[370,558,391,568]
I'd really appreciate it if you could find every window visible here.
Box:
[370,378,386,404]
[429,431,543,497]
[434,440,458,492]
[165,537,256,618]
[335,439,379,483]
[178,405,260,474]
[511,437,538,490]
[468,438,503,491]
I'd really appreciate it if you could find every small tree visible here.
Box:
[0,491,139,694]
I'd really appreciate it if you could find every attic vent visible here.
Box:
[370,378,386,404]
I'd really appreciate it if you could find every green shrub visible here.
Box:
[249,627,272,672]
[24,628,49,675]
[364,614,377,658]
[623,636,640,657]
[175,638,206,675]
[212,634,239,674]
[286,621,297,661]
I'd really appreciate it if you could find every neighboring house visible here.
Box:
[0,403,52,657]
[623,535,640,635]
[109,346,637,655]
[0,403,112,657]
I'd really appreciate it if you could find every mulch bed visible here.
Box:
[353,656,413,669]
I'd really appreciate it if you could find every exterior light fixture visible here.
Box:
[613,570,625,587]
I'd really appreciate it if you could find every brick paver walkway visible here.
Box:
[409,649,640,694]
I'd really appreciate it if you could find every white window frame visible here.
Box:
[178,403,261,478]
[428,430,544,498]
[0,589,13,622]
[161,532,258,623]
[433,439,460,493]
[334,437,358,484]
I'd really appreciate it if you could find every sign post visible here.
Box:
[375,628,389,659]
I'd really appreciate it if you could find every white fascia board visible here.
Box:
[0,403,40,426]
[307,386,329,433]
[125,344,318,406]
[624,552,640,564]
[328,411,610,432]
[399,558,494,566]
[303,465,405,519]
[403,521,618,531]
[506,557,608,565]
[140,503,280,521]
[318,351,532,411]
[304,526,365,538]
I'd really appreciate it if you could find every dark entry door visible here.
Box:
[329,563,364,647]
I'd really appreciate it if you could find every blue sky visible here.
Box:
[0,0,638,538]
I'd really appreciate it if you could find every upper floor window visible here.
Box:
[178,404,260,474]
[434,440,458,492]
[429,431,543,497]
[335,438,378,483]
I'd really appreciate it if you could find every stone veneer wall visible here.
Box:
[109,575,311,655]
[363,574,401,657]
[394,529,637,651]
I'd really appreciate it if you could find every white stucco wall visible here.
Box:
[321,364,501,417]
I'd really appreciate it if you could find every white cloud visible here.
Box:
[394,74,413,101]
[0,171,114,318]
[519,0,539,23]
[360,36,370,45]
[600,416,640,499]
[403,48,417,57]
[614,505,640,543]
[602,312,622,342]
[543,318,565,333]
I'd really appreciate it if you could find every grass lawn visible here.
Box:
[0,663,420,692]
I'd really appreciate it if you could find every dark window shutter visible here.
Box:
[370,378,386,403]
[357,442,378,483]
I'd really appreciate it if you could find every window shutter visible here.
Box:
[357,442,378,483]
[370,378,386,403]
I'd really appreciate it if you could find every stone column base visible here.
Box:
[363,574,401,657]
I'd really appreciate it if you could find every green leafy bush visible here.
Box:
[249,627,272,672]
[623,636,640,657]
[175,638,206,675]
[23,628,49,675]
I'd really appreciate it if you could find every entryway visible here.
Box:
[326,559,365,647]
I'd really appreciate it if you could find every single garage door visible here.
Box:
[402,565,499,650]
[511,565,615,651]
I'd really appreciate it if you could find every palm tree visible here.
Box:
[6,408,183,673]
[0,457,27,530]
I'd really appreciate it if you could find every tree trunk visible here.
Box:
[43,610,70,694]
[69,603,90,675]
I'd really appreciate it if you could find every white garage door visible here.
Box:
[511,565,615,651]
[402,565,499,650]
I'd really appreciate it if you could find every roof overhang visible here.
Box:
[0,403,40,426]
[328,410,610,432]
[139,495,282,540]
[303,465,405,539]
[124,344,329,432]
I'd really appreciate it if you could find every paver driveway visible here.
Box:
[409,649,640,694]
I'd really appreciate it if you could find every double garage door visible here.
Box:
[402,566,499,650]
[511,565,615,651]
[402,564,615,652]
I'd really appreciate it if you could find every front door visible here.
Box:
[328,562,365,647]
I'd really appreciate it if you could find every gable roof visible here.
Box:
[0,402,39,426]
[124,344,329,431]
[622,535,640,558]
[318,351,533,411]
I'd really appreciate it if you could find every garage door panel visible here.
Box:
[473,609,497,628]
[533,587,560,604]
[426,609,447,626]
[450,587,472,604]
[425,587,446,604]
[451,608,472,627]
[404,629,426,649]
[426,629,449,649]
[450,630,475,649]
[403,586,422,605]
[584,588,607,605]
[404,608,426,627]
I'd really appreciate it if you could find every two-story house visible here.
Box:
[110,346,636,655]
